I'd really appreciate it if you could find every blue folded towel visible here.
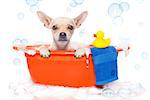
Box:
[90,46,118,85]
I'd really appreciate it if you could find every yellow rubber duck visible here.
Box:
[92,31,111,48]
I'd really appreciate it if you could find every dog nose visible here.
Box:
[59,32,67,41]
[59,32,66,37]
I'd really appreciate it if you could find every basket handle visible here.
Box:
[13,45,130,55]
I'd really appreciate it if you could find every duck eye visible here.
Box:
[52,25,58,30]
[68,25,74,30]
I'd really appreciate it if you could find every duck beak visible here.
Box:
[93,34,97,37]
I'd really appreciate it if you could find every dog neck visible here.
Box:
[51,41,70,50]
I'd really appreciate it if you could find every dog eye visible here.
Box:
[68,25,74,30]
[52,25,58,30]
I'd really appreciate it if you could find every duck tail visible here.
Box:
[106,38,111,44]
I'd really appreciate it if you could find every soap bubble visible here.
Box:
[112,16,123,26]
[79,29,85,36]
[136,0,144,3]
[14,88,27,95]
[26,0,39,6]
[69,0,77,7]
[131,83,145,95]
[69,0,84,7]
[8,82,17,90]
[66,7,74,14]
[138,22,144,27]
[12,38,28,46]
[120,2,130,12]
[87,87,101,95]
[73,0,85,5]
[12,84,28,95]
[17,12,24,20]
[31,85,48,92]
[26,50,36,55]
[102,88,115,97]
[21,39,28,45]
[141,52,148,60]
[108,3,123,17]
[9,82,32,96]
[117,88,132,98]
[30,5,39,12]
[13,58,21,65]
[26,0,41,12]
[9,82,19,95]
[134,64,141,70]
[12,39,22,46]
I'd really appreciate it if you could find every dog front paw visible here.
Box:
[74,48,85,58]
[39,48,51,58]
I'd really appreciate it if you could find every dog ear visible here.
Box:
[74,11,88,28]
[37,11,52,28]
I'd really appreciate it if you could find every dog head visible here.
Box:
[37,11,88,49]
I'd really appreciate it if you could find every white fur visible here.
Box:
[37,11,88,58]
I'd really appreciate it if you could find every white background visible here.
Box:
[0,0,150,99]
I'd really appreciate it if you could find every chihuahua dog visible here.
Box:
[37,11,88,58]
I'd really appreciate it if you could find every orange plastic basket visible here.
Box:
[13,45,128,87]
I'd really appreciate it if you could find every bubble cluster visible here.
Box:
[8,80,145,98]
[108,2,130,25]
[102,88,115,97]
[69,0,85,7]
[17,12,24,20]
[12,38,28,46]
[25,0,41,12]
